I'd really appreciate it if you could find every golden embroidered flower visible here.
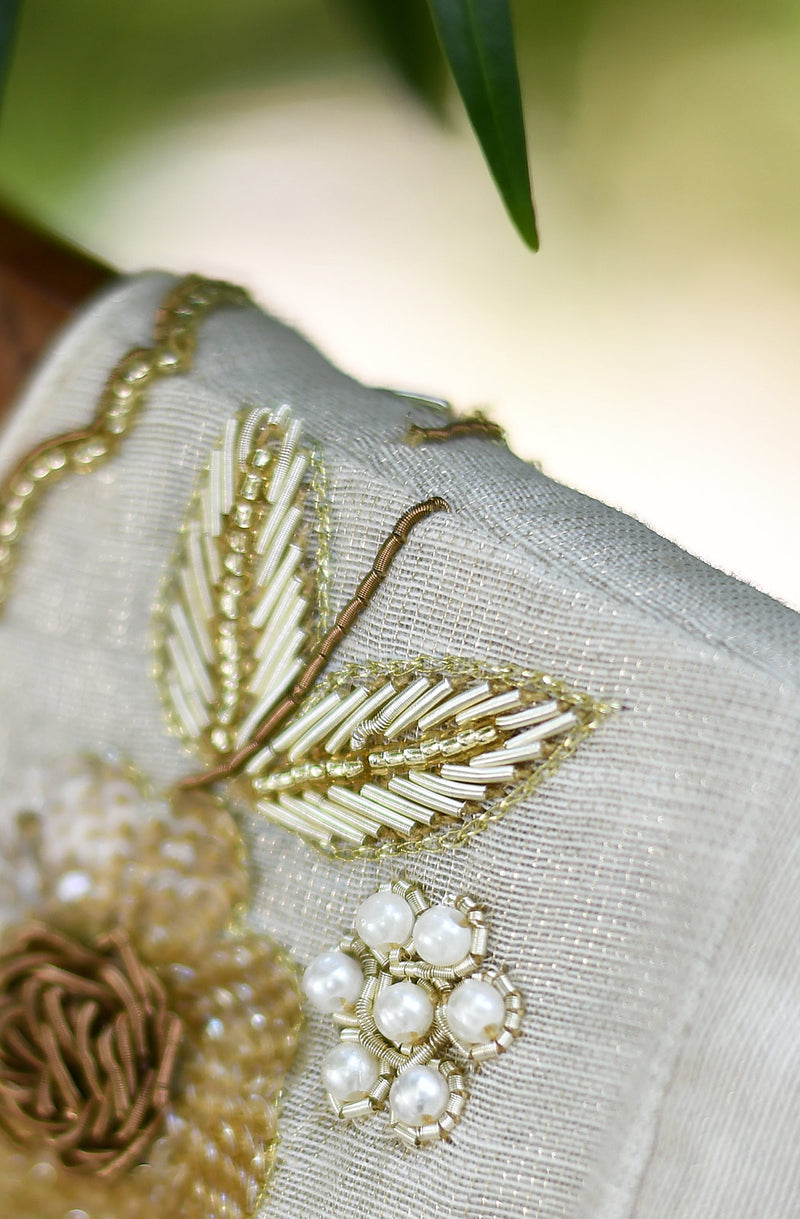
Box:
[0,923,182,1178]
[0,756,302,1219]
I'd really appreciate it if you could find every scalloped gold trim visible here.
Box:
[0,275,249,610]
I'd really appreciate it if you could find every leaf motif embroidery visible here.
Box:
[157,407,613,857]
[155,405,324,759]
[242,656,604,856]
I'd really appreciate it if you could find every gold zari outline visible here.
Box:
[0,274,249,609]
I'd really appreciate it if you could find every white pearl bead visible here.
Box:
[389,1065,450,1126]
[321,1043,380,1103]
[355,890,414,952]
[412,905,472,966]
[373,981,434,1044]
[446,979,507,1045]
[302,950,363,1013]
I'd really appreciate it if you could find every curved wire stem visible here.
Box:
[405,411,505,447]
[176,495,449,792]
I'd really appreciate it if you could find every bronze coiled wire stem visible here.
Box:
[178,495,449,790]
[405,412,505,447]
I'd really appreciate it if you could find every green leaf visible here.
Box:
[340,0,448,116]
[0,0,21,109]
[427,0,538,250]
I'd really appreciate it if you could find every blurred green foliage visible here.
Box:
[341,0,448,116]
[0,2,20,102]
[0,0,540,243]
[427,0,538,248]
[0,0,797,248]
[0,0,354,206]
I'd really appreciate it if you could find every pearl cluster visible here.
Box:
[303,880,523,1148]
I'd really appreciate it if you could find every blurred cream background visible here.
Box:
[1,1,799,606]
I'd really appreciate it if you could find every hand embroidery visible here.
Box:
[0,757,301,1217]
[0,275,616,1190]
[157,404,613,858]
[303,879,523,1147]
[0,275,249,610]
[404,409,505,447]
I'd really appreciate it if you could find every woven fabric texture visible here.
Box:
[0,273,798,1218]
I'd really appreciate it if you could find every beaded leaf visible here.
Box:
[156,406,323,760]
[158,407,612,858]
[241,656,604,855]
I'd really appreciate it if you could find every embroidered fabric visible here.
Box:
[0,272,799,1217]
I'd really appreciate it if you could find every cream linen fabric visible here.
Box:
[0,273,798,1219]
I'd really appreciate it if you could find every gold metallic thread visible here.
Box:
[175,495,450,791]
[155,402,613,855]
[283,657,616,862]
[308,444,333,636]
[0,275,249,610]
[151,395,615,858]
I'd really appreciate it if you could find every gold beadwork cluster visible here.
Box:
[0,758,302,1218]
[307,444,333,635]
[0,275,248,609]
[304,879,523,1149]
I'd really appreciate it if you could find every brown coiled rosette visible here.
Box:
[0,922,182,1178]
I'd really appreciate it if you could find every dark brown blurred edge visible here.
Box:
[0,204,114,424]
